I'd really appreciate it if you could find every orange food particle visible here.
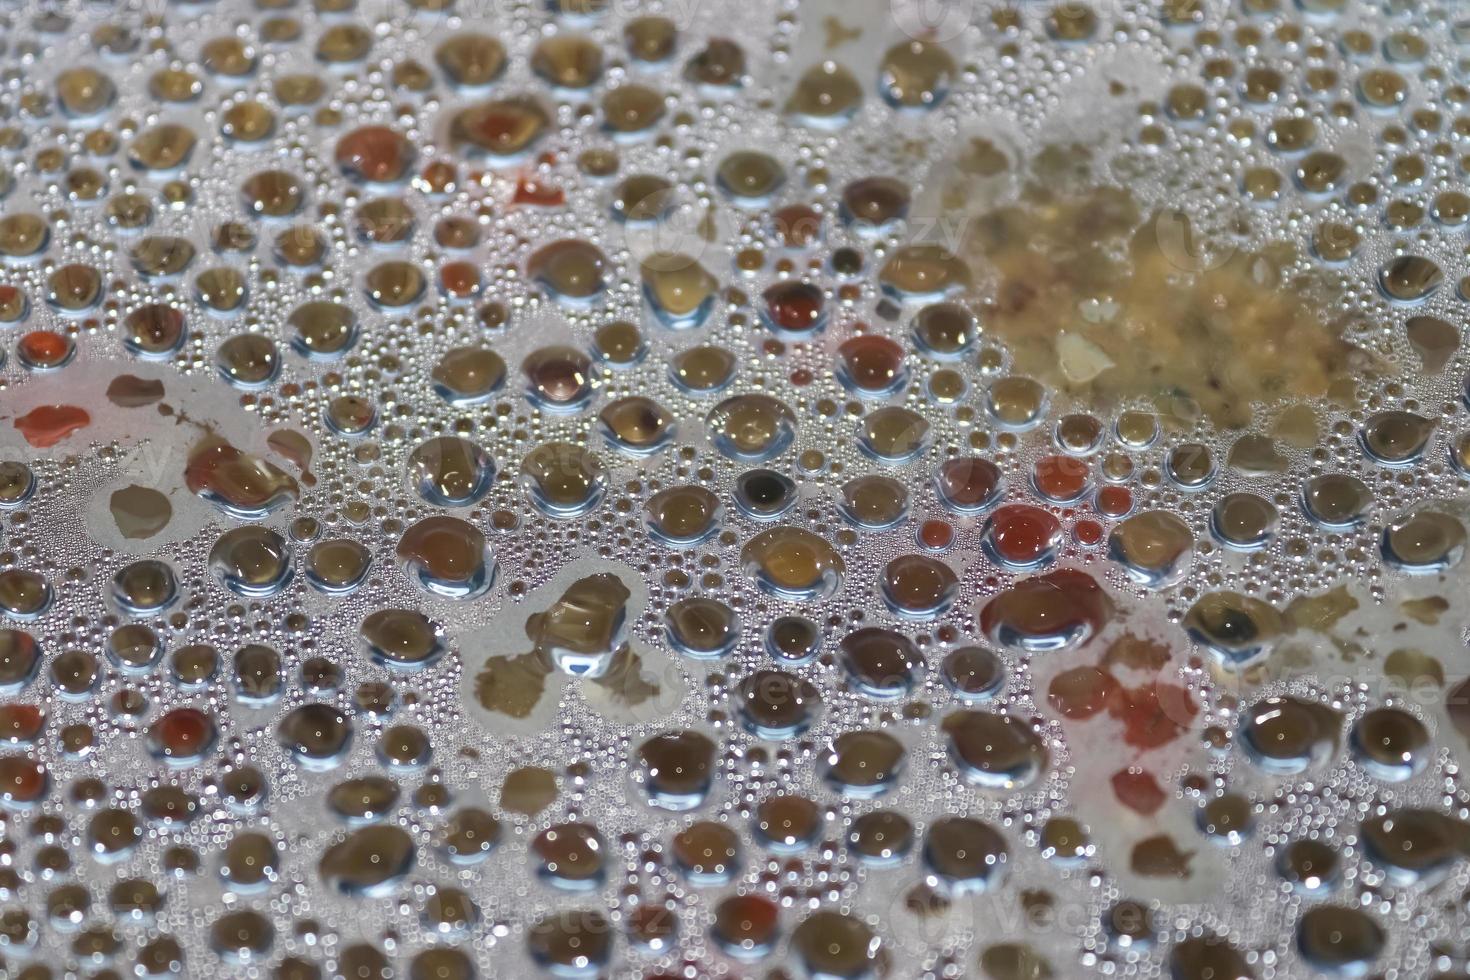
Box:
[14,405,91,448]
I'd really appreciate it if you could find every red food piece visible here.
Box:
[1112,767,1167,815]
[14,405,90,448]
[1108,681,1197,750]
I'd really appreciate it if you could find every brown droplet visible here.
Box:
[106,374,166,407]
[1129,833,1193,878]
[14,405,90,449]
[500,767,557,817]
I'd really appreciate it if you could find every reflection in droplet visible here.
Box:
[742,526,844,600]
[1239,696,1340,774]
[638,730,715,811]
[396,516,495,599]
[1109,511,1195,587]
[731,468,796,522]
[823,730,904,797]
[980,569,1112,651]
[839,628,922,700]
[1378,254,1443,303]
[304,538,371,595]
[1360,410,1433,466]
[1382,510,1466,573]
[707,394,797,462]
[924,816,1007,894]
[208,526,292,597]
[520,442,606,517]
[408,436,495,506]
[319,826,415,897]
[1349,707,1429,782]
[1184,592,1285,669]
[943,711,1048,789]
[666,597,739,659]
[599,396,676,456]
[880,554,958,619]
[1301,474,1373,529]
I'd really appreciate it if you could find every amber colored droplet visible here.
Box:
[186,439,300,518]
[335,125,414,184]
[109,485,172,540]
[449,98,551,160]
[786,61,863,123]
[935,456,1002,513]
[1095,485,1132,518]
[18,330,73,369]
[14,405,90,448]
[919,519,954,551]
[1111,767,1166,815]
[1047,666,1119,719]
[984,505,1063,567]
[513,176,565,206]
[762,281,825,335]
[1033,454,1089,501]
[981,569,1114,651]
[397,516,494,599]
[147,707,218,763]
